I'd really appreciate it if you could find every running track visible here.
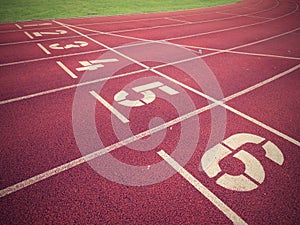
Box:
[0,0,299,224]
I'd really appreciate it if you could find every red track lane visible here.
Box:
[239,31,300,57]
[171,12,300,50]
[0,27,85,44]
[227,70,300,140]
[114,16,265,40]
[202,54,299,97]
[0,0,299,224]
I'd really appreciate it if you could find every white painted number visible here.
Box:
[33,30,67,37]
[23,23,52,27]
[49,41,88,50]
[201,133,284,192]
[76,59,119,71]
[114,81,179,107]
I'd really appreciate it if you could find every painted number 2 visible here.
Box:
[114,81,179,107]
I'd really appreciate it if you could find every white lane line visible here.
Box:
[164,17,191,24]
[0,0,294,65]
[55,19,300,148]
[0,25,297,106]
[0,48,106,67]
[0,102,217,198]
[0,33,101,46]
[56,61,78,79]
[151,66,300,147]
[0,0,263,35]
[0,0,279,46]
[223,104,300,147]
[1,67,299,198]
[223,64,300,102]
[89,90,129,123]
[24,32,34,39]
[37,43,51,55]
[15,24,22,29]
[111,15,240,34]
[217,11,271,19]
[157,150,248,225]
[0,68,148,105]
[181,43,300,61]
[229,27,300,51]
[53,21,150,69]
[164,2,298,41]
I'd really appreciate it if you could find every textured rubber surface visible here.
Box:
[0,0,299,224]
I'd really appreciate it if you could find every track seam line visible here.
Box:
[0,14,241,46]
[0,102,218,198]
[56,61,78,78]
[24,31,34,39]
[1,64,299,206]
[158,150,248,225]
[1,25,298,103]
[37,43,51,54]
[164,17,192,24]
[0,0,280,46]
[0,32,101,46]
[0,0,265,35]
[52,18,300,147]
[181,41,300,60]
[217,12,272,19]
[164,2,298,41]
[0,0,293,65]
[0,68,148,105]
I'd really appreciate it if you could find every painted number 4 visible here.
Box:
[114,81,179,107]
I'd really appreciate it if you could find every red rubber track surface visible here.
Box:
[0,0,299,224]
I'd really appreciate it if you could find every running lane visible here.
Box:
[0,0,299,224]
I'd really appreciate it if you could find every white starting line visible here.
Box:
[37,43,51,54]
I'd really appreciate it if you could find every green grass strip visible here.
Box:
[0,0,240,23]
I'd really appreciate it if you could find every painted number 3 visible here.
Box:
[114,81,179,107]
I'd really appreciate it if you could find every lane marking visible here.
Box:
[90,90,130,123]
[158,150,248,225]
[1,67,299,198]
[1,26,298,105]
[164,2,298,41]
[0,101,217,198]
[0,33,100,46]
[0,1,296,65]
[37,43,51,55]
[217,11,271,19]
[0,0,265,35]
[0,49,106,67]
[53,21,150,69]
[56,61,78,78]
[223,64,300,102]
[164,17,192,24]
[55,20,300,148]
[0,0,282,46]
[181,42,300,61]
[0,68,148,105]
[76,59,119,71]
[150,65,300,147]
[15,24,22,29]
[1,0,298,201]
[24,31,34,39]
[222,105,300,147]
[111,15,240,34]
[23,23,52,27]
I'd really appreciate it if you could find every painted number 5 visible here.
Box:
[114,81,179,107]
